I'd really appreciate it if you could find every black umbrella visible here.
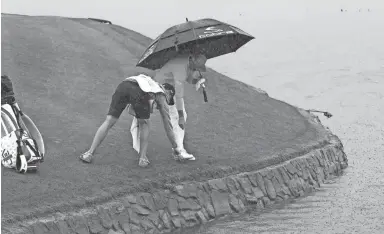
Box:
[137,18,255,70]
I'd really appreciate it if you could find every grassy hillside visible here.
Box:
[1,13,326,223]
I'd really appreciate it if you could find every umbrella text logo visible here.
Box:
[199,26,234,39]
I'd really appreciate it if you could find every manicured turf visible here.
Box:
[1,14,326,223]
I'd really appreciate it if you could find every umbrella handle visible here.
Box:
[198,71,208,102]
[202,86,208,102]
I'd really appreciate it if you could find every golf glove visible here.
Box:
[195,78,206,91]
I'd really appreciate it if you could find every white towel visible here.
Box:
[130,116,141,153]
[125,74,165,94]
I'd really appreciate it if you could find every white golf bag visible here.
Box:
[1,103,45,173]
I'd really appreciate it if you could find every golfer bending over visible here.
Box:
[79,73,191,167]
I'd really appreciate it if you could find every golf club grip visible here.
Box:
[203,88,208,102]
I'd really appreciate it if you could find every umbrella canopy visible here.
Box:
[137,18,255,70]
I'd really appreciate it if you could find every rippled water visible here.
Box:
[176,12,384,234]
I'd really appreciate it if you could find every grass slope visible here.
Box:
[1,14,326,223]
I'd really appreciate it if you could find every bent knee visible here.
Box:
[105,115,118,128]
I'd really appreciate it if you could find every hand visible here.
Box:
[178,117,185,130]
[195,78,206,91]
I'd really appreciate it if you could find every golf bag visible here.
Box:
[1,75,45,173]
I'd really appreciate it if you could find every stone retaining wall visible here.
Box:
[3,136,348,234]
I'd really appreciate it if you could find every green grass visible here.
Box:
[1,13,327,223]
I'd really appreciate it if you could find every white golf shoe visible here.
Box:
[172,148,196,161]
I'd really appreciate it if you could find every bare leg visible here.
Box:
[88,115,118,154]
[138,118,150,162]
